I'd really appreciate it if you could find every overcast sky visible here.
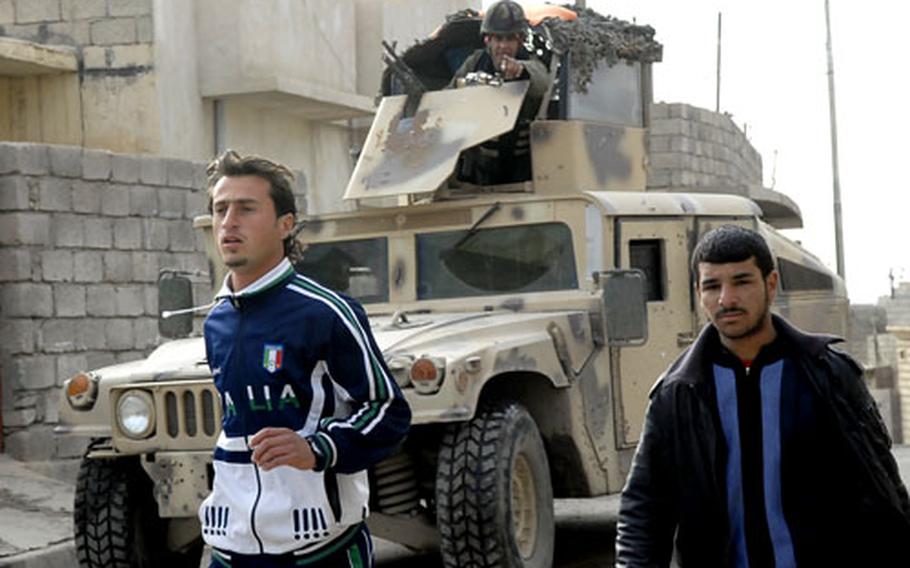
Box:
[485,0,909,303]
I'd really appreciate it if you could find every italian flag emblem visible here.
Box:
[262,344,284,373]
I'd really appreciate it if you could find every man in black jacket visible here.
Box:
[616,225,910,567]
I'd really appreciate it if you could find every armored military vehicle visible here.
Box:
[57,7,848,568]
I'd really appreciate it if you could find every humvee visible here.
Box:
[56,8,848,568]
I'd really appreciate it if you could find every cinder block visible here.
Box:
[128,185,157,215]
[114,217,142,249]
[73,250,103,282]
[169,220,196,252]
[13,389,38,409]
[0,175,30,209]
[86,283,116,316]
[82,149,111,180]
[667,104,691,119]
[115,285,145,316]
[15,355,57,389]
[103,250,132,282]
[109,0,150,17]
[79,320,106,351]
[57,353,87,383]
[14,0,60,23]
[649,118,687,137]
[7,426,57,460]
[38,177,72,211]
[83,217,112,248]
[41,388,62,423]
[109,44,152,68]
[41,249,73,281]
[0,248,32,281]
[0,212,50,245]
[39,319,78,352]
[90,17,136,45]
[72,180,102,213]
[139,157,167,185]
[166,159,198,189]
[48,145,82,177]
[649,103,669,120]
[56,434,89,458]
[84,349,115,369]
[1,319,35,354]
[142,218,169,250]
[136,14,152,42]
[185,188,208,218]
[131,251,159,282]
[115,350,144,363]
[47,20,90,45]
[3,408,37,428]
[54,283,86,317]
[1,283,53,317]
[133,317,159,349]
[101,184,130,216]
[144,286,157,316]
[0,142,49,175]
[110,154,140,183]
[105,318,134,350]
[158,188,185,218]
[61,0,106,19]
[82,45,108,69]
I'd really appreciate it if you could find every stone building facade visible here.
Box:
[0,142,305,460]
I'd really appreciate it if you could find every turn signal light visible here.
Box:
[65,372,98,410]
[409,357,445,394]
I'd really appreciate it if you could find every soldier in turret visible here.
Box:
[450,0,550,184]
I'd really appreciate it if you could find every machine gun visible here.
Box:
[382,40,426,117]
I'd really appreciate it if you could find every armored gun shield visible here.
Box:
[343,81,529,201]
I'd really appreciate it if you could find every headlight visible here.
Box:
[65,372,99,409]
[116,390,155,439]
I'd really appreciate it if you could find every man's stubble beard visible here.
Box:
[224,258,247,268]
[716,287,772,342]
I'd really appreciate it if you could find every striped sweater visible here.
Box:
[199,258,410,556]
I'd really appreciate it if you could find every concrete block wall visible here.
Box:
[0,142,211,461]
[0,0,161,153]
[647,102,763,191]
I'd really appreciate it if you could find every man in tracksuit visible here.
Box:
[198,150,411,568]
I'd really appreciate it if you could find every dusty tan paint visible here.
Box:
[344,81,530,200]
[531,121,647,193]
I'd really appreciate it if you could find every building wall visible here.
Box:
[0,0,162,153]
[891,328,910,443]
[647,102,763,191]
[0,141,305,460]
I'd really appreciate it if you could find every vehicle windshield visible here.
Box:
[294,238,389,304]
[416,223,577,300]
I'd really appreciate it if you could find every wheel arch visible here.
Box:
[477,371,590,497]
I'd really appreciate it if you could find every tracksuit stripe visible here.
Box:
[286,279,396,436]
[292,276,391,400]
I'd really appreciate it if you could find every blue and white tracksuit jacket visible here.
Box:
[199,258,411,556]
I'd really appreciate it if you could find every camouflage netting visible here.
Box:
[385,4,663,95]
[536,6,663,93]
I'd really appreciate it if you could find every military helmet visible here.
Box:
[481,1,529,36]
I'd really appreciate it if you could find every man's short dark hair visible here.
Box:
[691,225,775,280]
[206,149,299,255]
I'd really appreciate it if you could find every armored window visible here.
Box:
[629,239,665,301]
[294,238,389,304]
[416,223,578,300]
[777,257,833,292]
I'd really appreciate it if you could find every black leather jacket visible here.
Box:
[616,316,910,567]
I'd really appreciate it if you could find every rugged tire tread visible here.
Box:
[436,401,553,568]
[73,450,202,568]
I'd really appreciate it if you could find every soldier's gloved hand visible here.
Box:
[499,55,525,80]
[250,427,317,471]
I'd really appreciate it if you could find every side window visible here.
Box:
[629,239,665,301]
[777,257,834,292]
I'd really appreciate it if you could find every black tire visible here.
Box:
[436,401,555,568]
[74,454,202,568]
